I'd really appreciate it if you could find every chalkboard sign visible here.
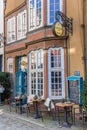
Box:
[67,75,83,105]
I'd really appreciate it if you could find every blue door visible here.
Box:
[15,69,27,96]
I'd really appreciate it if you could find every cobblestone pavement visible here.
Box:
[0,110,37,130]
[0,105,86,130]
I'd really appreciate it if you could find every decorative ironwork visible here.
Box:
[55,11,73,34]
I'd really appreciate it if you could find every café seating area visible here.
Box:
[9,95,87,128]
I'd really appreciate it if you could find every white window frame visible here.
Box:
[7,16,16,43]
[29,49,44,97]
[7,57,13,73]
[17,10,27,40]
[48,47,65,99]
[28,0,43,31]
[47,0,64,25]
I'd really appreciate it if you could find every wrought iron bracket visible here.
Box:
[55,11,73,34]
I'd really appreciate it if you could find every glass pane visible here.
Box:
[50,0,54,3]
[50,5,54,10]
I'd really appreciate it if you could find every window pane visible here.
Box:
[50,0,54,3]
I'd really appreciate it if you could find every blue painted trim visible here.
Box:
[67,75,81,80]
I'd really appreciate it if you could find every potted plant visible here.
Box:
[61,98,66,103]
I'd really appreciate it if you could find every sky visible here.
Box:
[0,0,4,34]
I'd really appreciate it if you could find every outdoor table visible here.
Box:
[32,98,45,119]
[56,102,75,127]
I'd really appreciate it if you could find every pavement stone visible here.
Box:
[0,105,86,130]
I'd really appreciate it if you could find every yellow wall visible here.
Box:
[5,0,25,15]
[66,0,84,78]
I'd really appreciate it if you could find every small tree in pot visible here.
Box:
[81,70,87,112]
[0,72,11,103]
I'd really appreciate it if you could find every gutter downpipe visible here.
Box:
[3,0,6,72]
[82,0,86,76]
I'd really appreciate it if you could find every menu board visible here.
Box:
[68,80,80,104]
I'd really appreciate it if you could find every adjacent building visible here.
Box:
[0,0,5,72]
[4,0,87,99]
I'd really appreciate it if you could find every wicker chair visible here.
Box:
[22,96,34,116]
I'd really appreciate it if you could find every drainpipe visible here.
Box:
[3,0,6,72]
[82,0,86,76]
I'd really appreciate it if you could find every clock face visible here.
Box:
[53,22,63,36]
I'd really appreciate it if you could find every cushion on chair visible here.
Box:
[27,96,33,104]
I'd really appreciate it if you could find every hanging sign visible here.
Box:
[52,21,63,36]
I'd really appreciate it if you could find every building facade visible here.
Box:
[5,0,86,99]
[0,0,5,72]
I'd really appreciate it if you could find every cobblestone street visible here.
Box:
[0,109,37,130]
[0,105,86,130]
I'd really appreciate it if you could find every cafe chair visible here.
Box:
[83,110,87,127]
[73,105,87,127]
[39,98,55,121]
[22,95,34,117]
[9,97,20,113]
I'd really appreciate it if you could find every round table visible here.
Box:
[56,102,75,127]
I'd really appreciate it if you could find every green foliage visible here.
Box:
[82,71,87,111]
[0,72,11,101]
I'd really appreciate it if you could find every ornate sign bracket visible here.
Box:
[55,11,73,34]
